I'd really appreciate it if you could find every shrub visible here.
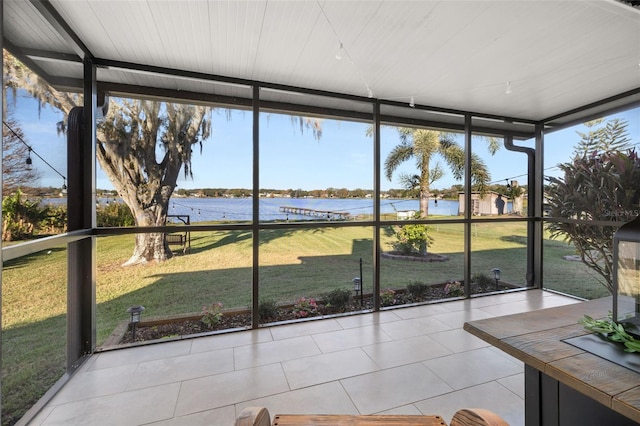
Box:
[406,281,429,299]
[201,302,224,327]
[444,281,464,297]
[392,213,433,255]
[258,299,279,320]
[380,288,396,306]
[472,273,494,292]
[293,297,318,318]
[96,201,135,227]
[2,190,50,241]
[322,288,352,312]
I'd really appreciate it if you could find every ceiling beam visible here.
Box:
[29,0,93,60]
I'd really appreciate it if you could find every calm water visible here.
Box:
[46,197,512,223]
[167,197,460,222]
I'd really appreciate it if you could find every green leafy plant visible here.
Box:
[96,201,135,227]
[2,190,49,241]
[201,302,224,328]
[444,280,464,297]
[580,315,640,353]
[380,288,396,306]
[322,288,352,312]
[472,273,494,292]
[258,299,279,320]
[293,297,318,319]
[392,216,433,255]
[406,281,429,299]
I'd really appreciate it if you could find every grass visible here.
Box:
[2,222,608,424]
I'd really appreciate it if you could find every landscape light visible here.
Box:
[127,305,145,340]
[491,268,501,290]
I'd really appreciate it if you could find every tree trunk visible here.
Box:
[419,188,430,217]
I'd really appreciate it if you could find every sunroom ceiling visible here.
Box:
[3,0,640,135]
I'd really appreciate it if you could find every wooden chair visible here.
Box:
[450,408,509,426]
[235,406,271,426]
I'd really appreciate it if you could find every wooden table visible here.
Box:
[464,297,640,426]
[271,414,447,425]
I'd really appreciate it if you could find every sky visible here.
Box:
[7,91,640,193]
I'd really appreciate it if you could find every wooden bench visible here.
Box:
[271,414,447,425]
[166,232,189,254]
[235,407,508,426]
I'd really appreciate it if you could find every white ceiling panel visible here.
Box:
[3,0,639,130]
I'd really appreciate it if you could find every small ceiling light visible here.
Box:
[409,96,415,108]
[335,42,344,60]
[367,87,373,98]
[506,81,513,95]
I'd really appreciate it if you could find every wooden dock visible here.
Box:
[279,206,351,220]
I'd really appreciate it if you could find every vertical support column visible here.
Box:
[67,59,97,370]
[372,101,381,311]
[1,0,5,411]
[533,123,544,289]
[251,85,260,328]
[463,114,472,296]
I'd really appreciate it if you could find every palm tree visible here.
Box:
[385,128,497,217]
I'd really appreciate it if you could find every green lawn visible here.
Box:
[1,222,608,425]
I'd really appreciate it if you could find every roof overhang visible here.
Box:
[3,0,640,139]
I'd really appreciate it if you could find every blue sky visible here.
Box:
[8,91,640,192]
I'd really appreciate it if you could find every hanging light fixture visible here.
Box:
[61,178,67,194]
[505,81,513,95]
[26,147,33,167]
[409,96,415,108]
[335,42,344,60]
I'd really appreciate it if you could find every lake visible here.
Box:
[166,197,461,222]
[46,196,513,223]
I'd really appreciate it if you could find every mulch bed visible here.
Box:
[118,282,513,344]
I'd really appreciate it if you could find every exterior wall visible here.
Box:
[458,192,501,216]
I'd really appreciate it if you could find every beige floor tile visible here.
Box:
[422,347,522,390]
[375,405,424,415]
[89,340,192,370]
[127,348,234,390]
[190,328,273,353]
[414,381,524,426]
[41,383,181,425]
[430,308,495,329]
[377,316,452,340]
[335,311,402,329]
[391,302,454,320]
[174,363,289,417]
[239,381,359,416]
[269,318,343,340]
[147,405,236,426]
[429,328,491,353]
[31,290,579,425]
[282,348,379,389]
[362,335,451,369]
[234,335,321,369]
[340,363,453,414]
[48,364,137,405]
[311,325,393,353]
[498,373,525,399]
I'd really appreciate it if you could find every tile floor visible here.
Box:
[29,290,580,426]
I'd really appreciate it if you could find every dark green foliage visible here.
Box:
[472,273,494,292]
[406,281,429,298]
[546,146,640,293]
[258,299,279,320]
[392,213,433,255]
[2,190,51,241]
[321,288,352,312]
[96,201,135,227]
